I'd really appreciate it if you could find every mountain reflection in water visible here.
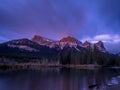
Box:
[0,68,120,90]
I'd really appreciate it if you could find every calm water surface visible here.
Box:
[0,68,120,90]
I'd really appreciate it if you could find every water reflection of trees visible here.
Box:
[59,68,120,90]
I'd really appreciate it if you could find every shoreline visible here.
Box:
[0,63,102,70]
[0,63,119,71]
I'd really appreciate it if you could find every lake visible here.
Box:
[0,67,120,90]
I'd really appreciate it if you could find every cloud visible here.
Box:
[81,34,120,53]
[82,34,120,44]
[94,34,111,40]
[0,0,120,53]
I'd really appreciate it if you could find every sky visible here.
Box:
[0,0,120,53]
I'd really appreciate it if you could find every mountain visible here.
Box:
[32,35,54,46]
[32,35,83,50]
[32,35,106,52]
[0,38,59,58]
[4,38,40,52]
[59,36,82,44]
[0,35,119,66]
[83,41,91,47]
[94,41,106,52]
[58,36,82,49]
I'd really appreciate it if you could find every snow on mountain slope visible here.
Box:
[4,38,41,52]
[32,35,60,48]
[83,41,91,47]
[32,35,53,45]
[32,35,83,49]
[58,36,82,49]
[31,35,107,52]
[83,40,107,52]
[94,41,106,52]
[8,45,38,52]
[1,35,107,53]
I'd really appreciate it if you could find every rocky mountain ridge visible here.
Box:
[32,35,106,52]
[0,35,119,66]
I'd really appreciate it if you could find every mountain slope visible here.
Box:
[0,35,119,66]
[0,38,59,58]
[32,35,106,52]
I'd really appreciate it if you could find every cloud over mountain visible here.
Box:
[0,0,120,52]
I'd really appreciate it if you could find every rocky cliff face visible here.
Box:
[32,35,106,52]
[32,35,54,46]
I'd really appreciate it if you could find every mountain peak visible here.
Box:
[60,36,79,43]
[32,35,53,45]
[94,41,106,52]
[95,41,104,48]
[83,41,91,47]
[32,35,45,41]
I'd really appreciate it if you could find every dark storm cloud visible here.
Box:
[0,0,120,52]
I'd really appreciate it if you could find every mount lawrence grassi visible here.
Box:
[0,35,120,66]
